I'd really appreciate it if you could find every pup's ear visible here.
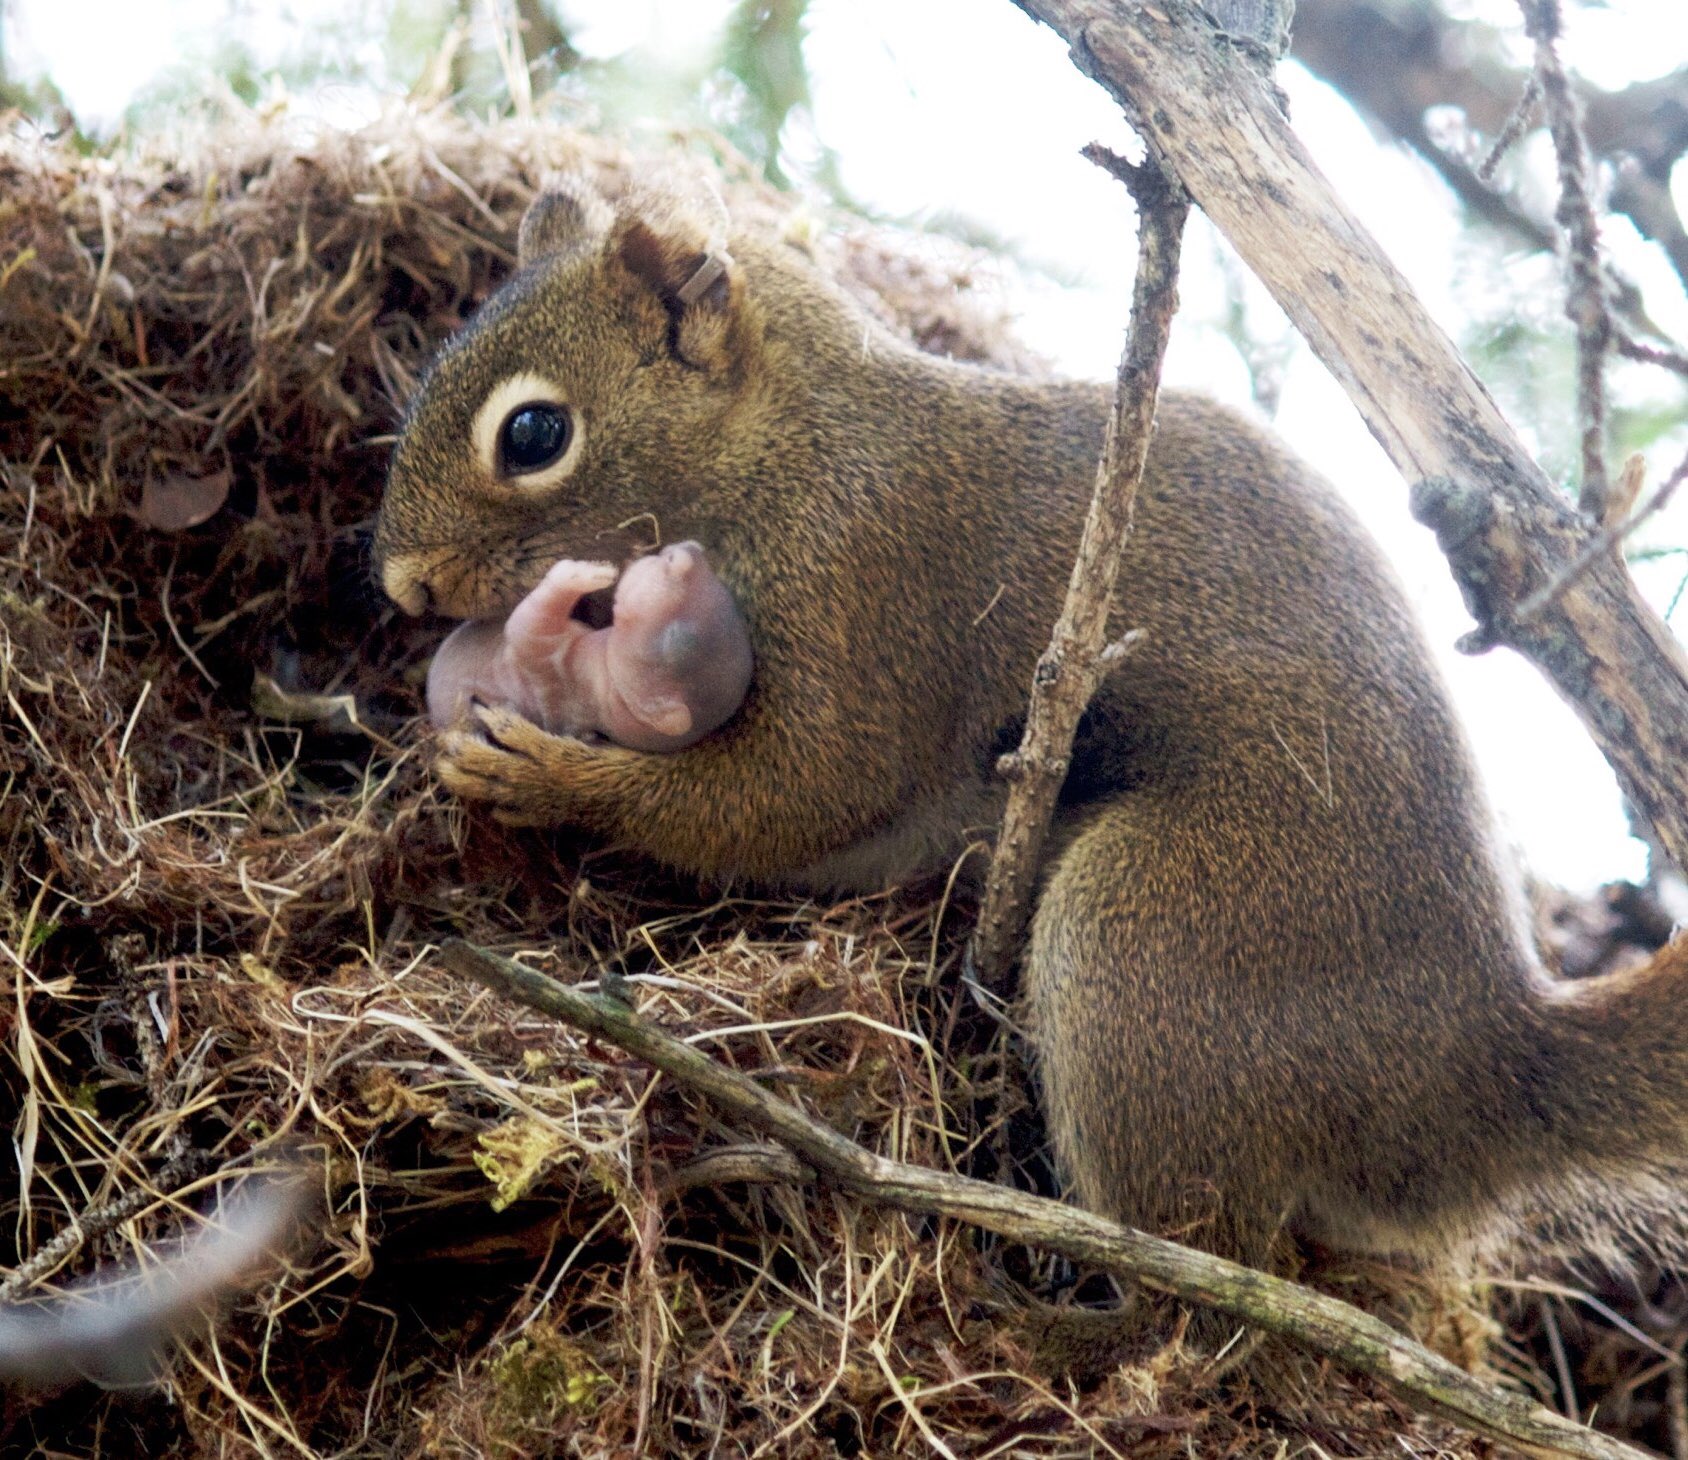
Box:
[517,172,614,269]
[608,176,750,373]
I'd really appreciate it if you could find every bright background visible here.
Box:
[6,0,1686,889]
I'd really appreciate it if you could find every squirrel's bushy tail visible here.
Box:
[1498,932,1688,1265]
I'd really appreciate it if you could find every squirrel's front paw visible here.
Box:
[436,704,604,826]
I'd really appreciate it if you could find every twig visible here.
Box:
[966,152,1187,993]
[1292,0,1688,339]
[661,1145,812,1196]
[1540,1296,1580,1420]
[0,1181,165,1305]
[440,939,1653,1460]
[1514,448,1688,625]
[1479,73,1541,181]
[1615,331,1688,379]
[1521,0,1612,518]
[1608,154,1688,305]
[111,931,170,1108]
[0,1174,310,1389]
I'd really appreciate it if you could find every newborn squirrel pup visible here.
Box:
[376,172,1688,1274]
[425,541,753,752]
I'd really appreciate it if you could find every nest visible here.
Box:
[0,101,1678,1457]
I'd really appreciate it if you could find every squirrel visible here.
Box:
[425,541,753,751]
[374,171,1688,1277]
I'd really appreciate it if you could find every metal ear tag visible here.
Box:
[676,251,731,308]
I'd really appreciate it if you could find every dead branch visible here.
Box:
[967,154,1186,992]
[1479,74,1541,182]
[1520,0,1612,519]
[440,938,1653,1460]
[1616,331,1688,380]
[1515,450,1688,625]
[1010,0,1688,875]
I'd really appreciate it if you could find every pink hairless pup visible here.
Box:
[426,541,753,752]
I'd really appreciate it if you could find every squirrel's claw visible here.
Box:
[469,702,550,758]
[436,705,600,824]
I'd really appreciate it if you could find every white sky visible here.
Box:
[7,0,1687,888]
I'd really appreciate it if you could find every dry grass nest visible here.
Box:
[0,99,1682,1458]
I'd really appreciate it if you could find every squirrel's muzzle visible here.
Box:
[378,550,436,615]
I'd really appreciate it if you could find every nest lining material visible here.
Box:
[0,101,1651,1457]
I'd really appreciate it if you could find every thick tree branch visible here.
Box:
[968,154,1185,992]
[440,939,1652,1460]
[1010,0,1688,874]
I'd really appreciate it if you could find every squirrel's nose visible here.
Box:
[380,552,438,616]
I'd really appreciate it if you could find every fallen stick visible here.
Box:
[439,939,1652,1460]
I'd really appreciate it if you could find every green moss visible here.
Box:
[486,1329,610,1430]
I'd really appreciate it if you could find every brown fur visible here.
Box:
[375,175,1688,1275]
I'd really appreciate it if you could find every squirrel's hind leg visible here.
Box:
[1025,789,1688,1277]
[1021,795,1309,1276]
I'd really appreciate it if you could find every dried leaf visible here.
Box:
[140,468,231,532]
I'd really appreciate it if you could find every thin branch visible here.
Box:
[1392,113,1659,353]
[1615,330,1688,379]
[440,939,1653,1460]
[1514,448,1688,624]
[661,1145,811,1195]
[0,1173,310,1389]
[1479,74,1542,181]
[1521,0,1612,519]
[967,152,1187,992]
[1609,155,1688,303]
[0,1180,166,1305]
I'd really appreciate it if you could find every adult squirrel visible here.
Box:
[376,172,1688,1273]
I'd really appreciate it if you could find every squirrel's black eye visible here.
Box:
[499,403,572,475]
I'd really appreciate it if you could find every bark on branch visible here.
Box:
[968,155,1186,992]
[439,939,1652,1460]
[1011,0,1688,874]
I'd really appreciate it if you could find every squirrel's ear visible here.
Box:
[609,179,747,372]
[517,173,613,269]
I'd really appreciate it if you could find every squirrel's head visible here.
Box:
[374,172,761,619]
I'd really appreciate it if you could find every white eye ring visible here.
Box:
[472,372,585,490]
